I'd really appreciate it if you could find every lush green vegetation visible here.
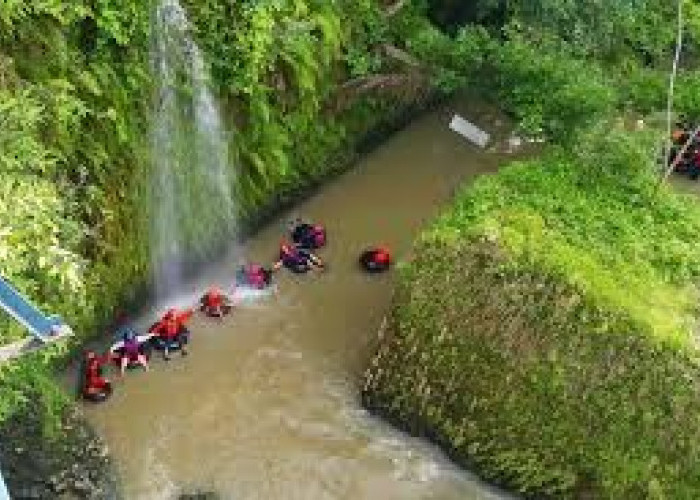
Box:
[443,126,700,346]
[0,1,151,424]
[401,0,700,141]
[364,1,700,498]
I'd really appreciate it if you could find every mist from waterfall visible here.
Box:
[150,0,235,304]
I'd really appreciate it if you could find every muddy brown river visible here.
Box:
[81,101,524,499]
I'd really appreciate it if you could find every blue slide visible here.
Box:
[0,275,71,342]
[0,276,73,499]
[0,469,9,500]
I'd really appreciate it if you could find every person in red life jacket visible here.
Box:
[289,218,326,249]
[235,262,273,289]
[272,240,324,274]
[149,308,193,360]
[669,125,693,173]
[359,246,392,273]
[80,350,113,402]
[199,286,232,318]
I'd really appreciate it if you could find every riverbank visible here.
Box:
[362,122,700,498]
[0,398,117,499]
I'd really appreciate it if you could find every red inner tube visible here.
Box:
[359,249,391,273]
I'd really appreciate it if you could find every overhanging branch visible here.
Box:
[384,0,409,17]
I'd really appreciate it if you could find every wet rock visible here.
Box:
[507,135,522,150]
[13,485,44,499]
[48,473,65,491]
[0,398,119,500]
[72,477,93,494]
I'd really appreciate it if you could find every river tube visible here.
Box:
[148,325,190,351]
[290,219,326,249]
[359,247,392,273]
[274,242,324,273]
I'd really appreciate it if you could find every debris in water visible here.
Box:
[449,114,490,148]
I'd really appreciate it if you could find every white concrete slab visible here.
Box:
[449,114,490,148]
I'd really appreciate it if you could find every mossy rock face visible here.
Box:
[363,127,700,499]
[364,239,700,499]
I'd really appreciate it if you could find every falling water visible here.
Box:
[150,0,235,303]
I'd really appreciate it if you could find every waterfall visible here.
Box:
[150,0,235,303]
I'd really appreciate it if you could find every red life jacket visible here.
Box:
[86,358,102,378]
[176,309,193,324]
[205,291,222,309]
[153,316,179,339]
[157,309,192,338]
[85,356,108,390]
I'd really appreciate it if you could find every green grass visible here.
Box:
[430,124,700,349]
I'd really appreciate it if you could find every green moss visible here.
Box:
[364,125,700,498]
[433,124,700,348]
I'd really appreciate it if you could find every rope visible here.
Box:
[660,0,685,185]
